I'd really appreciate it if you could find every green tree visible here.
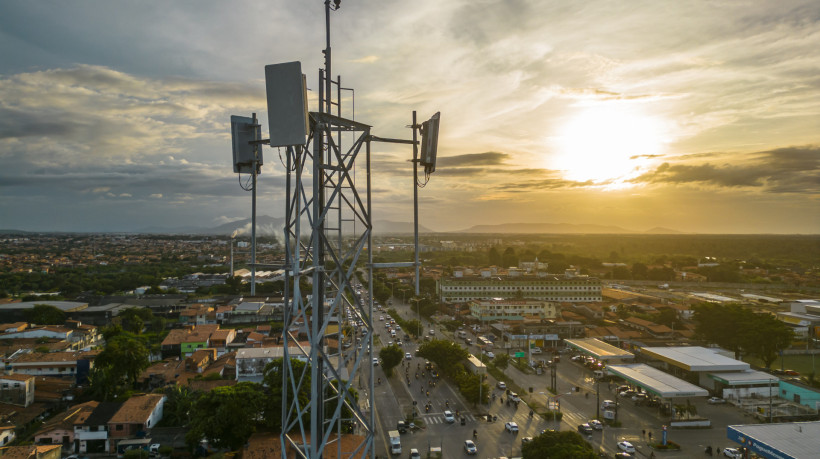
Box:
[160,385,197,427]
[262,358,310,432]
[24,304,65,325]
[744,314,795,368]
[185,382,264,451]
[417,340,469,378]
[94,334,149,389]
[85,366,126,401]
[488,247,502,266]
[522,430,597,459]
[502,247,518,268]
[379,344,404,377]
[493,353,511,370]
[611,266,631,280]
[631,262,648,280]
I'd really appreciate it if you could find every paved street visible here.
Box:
[374,295,761,458]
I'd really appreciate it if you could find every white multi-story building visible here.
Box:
[468,298,560,321]
[439,273,602,304]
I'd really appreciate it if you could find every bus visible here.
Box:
[477,336,493,349]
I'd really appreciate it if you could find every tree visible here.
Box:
[744,313,794,368]
[631,262,648,280]
[262,358,310,432]
[160,385,197,427]
[417,340,469,378]
[94,334,149,389]
[488,247,502,266]
[502,247,518,268]
[493,353,511,370]
[693,303,793,364]
[24,304,65,325]
[379,344,404,377]
[522,430,597,459]
[611,266,631,280]
[185,382,264,451]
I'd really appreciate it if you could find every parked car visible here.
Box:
[708,397,727,404]
[617,441,636,454]
[505,421,519,433]
[464,440,477,455]
[723,447,742,458]
[577,423,593,434]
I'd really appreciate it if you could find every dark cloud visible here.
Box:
[633,145,820,193]
[436,152,509,167]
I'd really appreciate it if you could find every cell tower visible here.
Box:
[231,2,439,457]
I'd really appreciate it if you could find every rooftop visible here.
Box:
[641,346,750,372]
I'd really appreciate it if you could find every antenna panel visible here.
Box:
[230,115,262,174]
[420,111,440,173]
[265,61,309,147]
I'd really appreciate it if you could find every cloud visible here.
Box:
[633,145,820,193]
[436,152,509,167]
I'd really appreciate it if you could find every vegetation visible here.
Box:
[87,331,150,400]
[416,339,489,405]
[693,303,794,367]
[379,344,404,377]
[185,382,265,451]
[24,304,66,324]
[521,430,597,459]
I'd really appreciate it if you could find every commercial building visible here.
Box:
[439,273,602,304]
[467,298,559,321]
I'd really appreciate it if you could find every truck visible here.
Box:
[388,430,401,455]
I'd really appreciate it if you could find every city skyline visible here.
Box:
[1,1,818,234]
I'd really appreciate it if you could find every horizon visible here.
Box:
[0,1,818,234]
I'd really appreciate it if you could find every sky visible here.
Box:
[0,0,818,234]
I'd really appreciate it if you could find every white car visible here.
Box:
[405,352,412,360]
[409,449,421,459]
[464,440,477,455]
[497,381,507,390]
[531,347,542,354]
[505,421,519,433]
[723,448,742,458]
[588,419,603,430]
[484,351,495,359]
[617,441,635,454]
[443,410,455,423]
[708,397,727,404]
[379,315,384,321]
[372,358,379,366]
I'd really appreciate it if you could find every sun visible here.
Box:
[551,105,666,184]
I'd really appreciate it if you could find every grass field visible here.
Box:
[743,353,820,379]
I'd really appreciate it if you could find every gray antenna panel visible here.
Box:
[230,115,261,173]
[265,61,309,147]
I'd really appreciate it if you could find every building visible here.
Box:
[108,393,165,441]
[235,346,307,383]
[0,374,35,407]
[439,273,602,304]
[74,402,122,454]
[34,401,98,452]
[5,351,94,382]
[467,298,559,321]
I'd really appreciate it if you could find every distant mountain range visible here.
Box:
[139,216,434,236]
[454,222,685,234]
[1,219,682,236]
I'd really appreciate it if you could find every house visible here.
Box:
[208,329,236,356]
[0,425,16,446]
[108,393,166,440]
[34,401,98,451]
[0,374,35,407]
[74,402,122,454]
[160,324,219,358]
[5,351,95,381]
[0,444,62,459]
[186,349,217,374]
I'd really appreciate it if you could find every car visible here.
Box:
[614,453,633,458]
[443,410,455,423]
[497,381,507,390]
[531,347,542,354]
[784,369,800,376]
[601,400,618,409]
[372,358,379,366]
[521,436,534,444]
[484,351,495,359]
[464,440,477,455]
[619,389,636,397]
[588,419,603,430]
[505,421,519,433]
[405,352,412,360]
[708,397,727,404]
[379,315,384,321]
[723,447,742,458]
[617,441,636,454]
[509,392,520,402]
[429,329,435,336]
[409,448,421,459]
[577,423,593,434]
[396,339,403,346]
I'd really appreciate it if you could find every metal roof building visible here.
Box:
[727,421,820,459]
[640,346,749,372]
[606,364,708,399]
[565,338,635,361]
